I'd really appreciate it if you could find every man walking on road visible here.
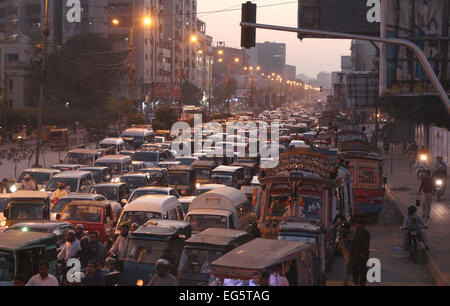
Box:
[418,169,434,219]
[351,218,370,286]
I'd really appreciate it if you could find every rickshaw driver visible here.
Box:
[109,223,130,259]
[50,181,68,206]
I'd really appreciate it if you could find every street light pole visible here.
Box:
[128,26,135,101]
[34,0,49,168]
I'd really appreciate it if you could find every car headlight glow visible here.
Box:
[195,183,200,189]
[436,179,443,186]
[136,279,144,286]
[420,154,427,161]
[9,185,17,193]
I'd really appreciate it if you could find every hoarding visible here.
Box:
[380,0,450,96]
[297,0,381,38]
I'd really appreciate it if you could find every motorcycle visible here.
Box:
[434,178,446,201]
[416,153,429,181]
[406,226,428,263]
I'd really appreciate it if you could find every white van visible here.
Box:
[99,138,125,153]
[94,155,132,180]
[45,171,95,194]
[116,195,184,232]
[185,187,253,234]
[289,140,309,150]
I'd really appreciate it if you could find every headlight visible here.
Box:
[0,221,6,227]
[40,188,45,192]
[195,183,200,189]
[111,178,120,183]
[420,154,427,161]
[136,279,144,286]
[436,179,443,186]
[9,185,17,193]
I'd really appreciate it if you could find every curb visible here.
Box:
[385,185,448,286]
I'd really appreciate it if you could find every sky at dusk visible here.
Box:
[197,0,351,79]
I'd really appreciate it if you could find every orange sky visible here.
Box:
[198,0,351,79]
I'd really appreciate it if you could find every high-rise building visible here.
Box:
[246,41,286,76]
[283,64,296,80]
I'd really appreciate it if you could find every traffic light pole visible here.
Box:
[240,21,450,114]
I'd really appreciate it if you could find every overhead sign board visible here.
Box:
[297,0,381,38]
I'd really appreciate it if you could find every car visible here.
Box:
[45,171,96,194]
[50,193,107,220]
[90,183,130,206]
[138,167,168,185]
[50,164,83,172]
[119,173,153,193]
[131,149,173,167]
[127,186,181,204]
[11,168,60,193]
[78,166,112,184]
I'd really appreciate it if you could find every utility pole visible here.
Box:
[34,0,49,168]
[128,27,136,101]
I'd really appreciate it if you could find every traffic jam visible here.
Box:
[0,108,385,286]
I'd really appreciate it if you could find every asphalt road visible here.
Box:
[327,200,434,286]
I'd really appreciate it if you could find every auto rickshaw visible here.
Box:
[58,200,114,243]
[0,230,58,285]
[167,165,196,196]
[177,228,250,286]
[278,218,327,283]
[210,238,315,286]
[3,191,51,228]
[11,125,28,141]
[120,219,191,286]
[191,160,216,186]
[230,161,257,186]
[41,125,57,142]
[48,128,69,149]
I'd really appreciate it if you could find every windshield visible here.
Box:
[0,253,14,282]
[51,197,78,213]
[186,214,228,233]
[64,153,94,165]
[278,235,317,244]
[46,178,78,192]
[120,177,147,189]
[168,173,189,186]
[62,205,102,223]
[129,190,167,202]
[17,172,51,185]
[132,152,157,162]
[212,176,232,186]
[118,211,161,228]
[10,204,44,220]
[95,162,122,175]
[99,144,115,149]
[196,169,210,180]
[91,187,118,201]
[179,248,224,275]
[125,239,168,264]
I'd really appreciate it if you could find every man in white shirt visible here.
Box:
[57,230,81,261]
[25,260,58,286]
[109,224,130,259]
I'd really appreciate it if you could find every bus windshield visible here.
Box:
[186,214,228,233]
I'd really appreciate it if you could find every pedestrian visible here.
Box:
[109,223,129,259]
[76,237,95,269]
[74,224,85,240]
[350,218,370,286]
[25,260,59,286]
[0,178,9,193]
[147,259,177,286]
[82,260,105,286]
[57,230,81,262]
[418,169,434,219]
[338,223,353,285]
[19,174,37,191]
[88,231,105,265]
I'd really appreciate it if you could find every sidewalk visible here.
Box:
[384,151,450,285]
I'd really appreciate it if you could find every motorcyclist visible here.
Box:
[401,205,428,251]
[432,156,447,179]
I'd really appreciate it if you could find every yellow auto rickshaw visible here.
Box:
[41,125,57,142]
[48,128,69,149]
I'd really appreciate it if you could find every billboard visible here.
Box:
[298,0,381,38]
[380,0,450,96]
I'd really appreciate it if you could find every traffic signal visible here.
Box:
[241,1,256,49]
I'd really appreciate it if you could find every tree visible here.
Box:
[45,33,128,114]
[153,106,179,130]
[105,98,136,134]
[181,81,203,106]
[211,79,237,111]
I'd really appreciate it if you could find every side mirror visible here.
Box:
[56,213,61,221]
